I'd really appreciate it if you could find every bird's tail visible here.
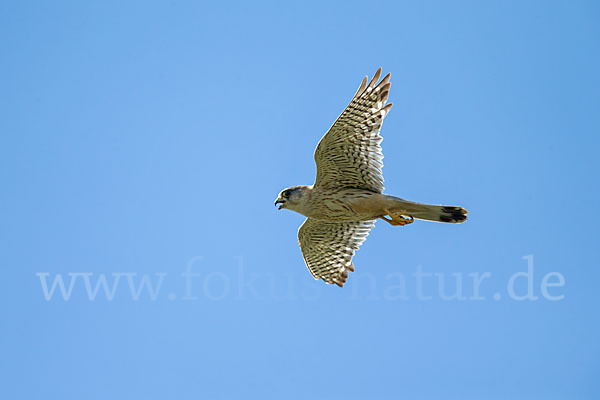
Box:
[385,196,468,223]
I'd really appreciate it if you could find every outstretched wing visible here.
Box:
[313,68,392,193]
[297,218,375,287]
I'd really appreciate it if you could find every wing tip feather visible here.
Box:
[367,67,383,90]
[354,76,368,98]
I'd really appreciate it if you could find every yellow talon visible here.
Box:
[381,209,414,226]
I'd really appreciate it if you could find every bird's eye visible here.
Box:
[283,190,292,197]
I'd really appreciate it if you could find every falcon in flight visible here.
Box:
[275,68,467,287]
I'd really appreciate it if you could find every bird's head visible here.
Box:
[274,185,310,212]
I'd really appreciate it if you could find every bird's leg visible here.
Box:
[380,209,414,226]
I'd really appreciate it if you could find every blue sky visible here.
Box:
[1,1,599,399]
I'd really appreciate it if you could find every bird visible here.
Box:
[274,68,467,287]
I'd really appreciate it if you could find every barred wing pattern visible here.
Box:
[298,218,375,287]
[313,68,392,193]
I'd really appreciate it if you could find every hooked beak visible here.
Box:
[274,198,286,210]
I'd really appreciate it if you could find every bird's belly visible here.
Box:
[305,190,382,222]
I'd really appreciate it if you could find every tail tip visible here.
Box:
[440,206,468,223]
